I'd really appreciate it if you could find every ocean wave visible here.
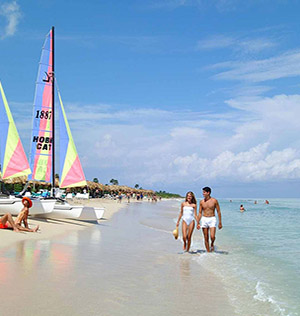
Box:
[254,281,292,316]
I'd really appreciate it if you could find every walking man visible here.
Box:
[197,187,222,252]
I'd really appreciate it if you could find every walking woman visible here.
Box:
[176,192,197,252]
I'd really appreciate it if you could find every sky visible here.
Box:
[1,0,300,198]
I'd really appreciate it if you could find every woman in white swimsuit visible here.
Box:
[176,191,197,252]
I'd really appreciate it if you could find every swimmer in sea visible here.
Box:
[197,187,222,252]
[176,191,197,252]
[240,205,245,212]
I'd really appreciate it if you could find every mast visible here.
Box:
[51,26,55,196]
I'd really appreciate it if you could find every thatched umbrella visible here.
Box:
[3,175,27,184]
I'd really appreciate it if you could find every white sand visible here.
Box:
[0,198,128,250]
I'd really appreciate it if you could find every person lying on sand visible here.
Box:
[0,197,39,233]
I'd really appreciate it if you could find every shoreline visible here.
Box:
[0,198,129,250]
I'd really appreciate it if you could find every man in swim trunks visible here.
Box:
[197,187,222,252]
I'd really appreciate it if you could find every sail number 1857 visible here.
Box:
[36,110,52,120]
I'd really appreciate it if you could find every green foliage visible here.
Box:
[134,184,139,189]
[14,183,23,193]
[155,190,182,198]
[55,173,59,179]
[93,178,99,183]
[110,178,119,185]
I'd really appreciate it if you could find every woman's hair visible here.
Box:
[185,191,197,204]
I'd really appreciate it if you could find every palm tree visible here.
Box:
[110,179,119,185]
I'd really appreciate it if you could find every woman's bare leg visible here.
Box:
[1,213,19,232]
[186,221,195,252]
[16,224,39,232]
[182,221,188,251]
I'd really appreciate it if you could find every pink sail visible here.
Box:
[29,29,53,182]
[0,81,31,179]
[58,92,87,188]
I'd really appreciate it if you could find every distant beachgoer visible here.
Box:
[197,187,222,252]
[265,200,269,204]
[118,193,122,203]
[15,197,39,232]
[254,200,257,204]
[127,193,130,203]
[176,191,197,252]
[240,205,245,212]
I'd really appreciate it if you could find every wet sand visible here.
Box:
[0,200,235,315]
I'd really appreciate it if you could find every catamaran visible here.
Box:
[0,81,55,215]
[29,27,104,221]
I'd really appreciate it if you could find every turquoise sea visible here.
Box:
[171,198,300,316]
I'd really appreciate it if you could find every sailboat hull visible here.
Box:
[34,201,105,221]
[0,196,55,216]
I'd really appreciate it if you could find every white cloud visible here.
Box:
[147,0,188,9]
[0,1,21,39]
[197,35,235,49]
[11,92,300,189]
[197,34,277,55]
[65,93,300,187]
[211,49,300,82]
[172,144,300,182]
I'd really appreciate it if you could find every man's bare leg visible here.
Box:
[202,228,210,252]
[210,227,216,252]
[182,221,188,251]
[186,221,195,252]
[1,213,19,232]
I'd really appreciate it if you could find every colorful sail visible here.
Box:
[29,29,53,182]
[58,92,87,188]
[0,81,31,179]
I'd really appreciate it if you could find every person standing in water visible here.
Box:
[197,187,222,252]
[176,192,197,252]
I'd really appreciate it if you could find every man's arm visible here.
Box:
[197,201,202,230]
[216,200,222,229]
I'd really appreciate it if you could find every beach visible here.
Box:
[0,198,125,250]
[1,198,299,315]
[0,198,234,316]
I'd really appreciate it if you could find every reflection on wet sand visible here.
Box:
[179,257,191,279]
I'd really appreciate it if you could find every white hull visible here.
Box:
[35,201,105,221]
[0,196,56,216]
